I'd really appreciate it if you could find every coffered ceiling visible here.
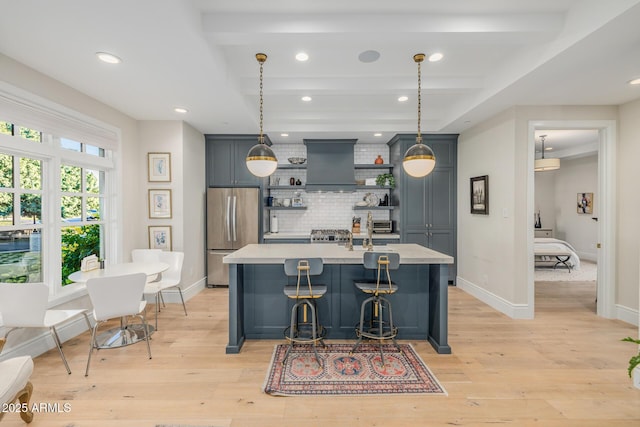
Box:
[1,0,639,146]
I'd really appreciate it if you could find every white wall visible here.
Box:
[457,105,624,319]
[138,121,207,290]
[181,122,206,287]
[554,155,599,261]
[618,98,640,311]
[534,170,556,231]
[534,154,599,261]
[457,109,519,307]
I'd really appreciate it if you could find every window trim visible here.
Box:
[0,85,121,303]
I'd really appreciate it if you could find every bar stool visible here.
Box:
[351,252,401,366]
[282,258,327,367]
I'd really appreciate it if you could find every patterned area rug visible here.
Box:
[263,343,447,396]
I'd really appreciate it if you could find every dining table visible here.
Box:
[69,261,169,349]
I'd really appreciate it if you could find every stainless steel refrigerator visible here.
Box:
[207,187,260,286]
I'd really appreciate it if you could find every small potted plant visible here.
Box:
[622,336,640,387]
[375,173,395,189]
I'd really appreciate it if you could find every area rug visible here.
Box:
[535,260,597,282]
[262,343,446,396]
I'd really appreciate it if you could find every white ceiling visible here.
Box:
[1,0,639,149]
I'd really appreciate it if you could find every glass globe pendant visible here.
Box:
[402,53,436,178]
[246,53,278,177]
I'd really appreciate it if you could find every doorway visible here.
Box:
[527,120,617,319]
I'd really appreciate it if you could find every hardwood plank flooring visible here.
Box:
[2,281,639,426]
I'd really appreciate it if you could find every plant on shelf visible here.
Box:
[622,336,640,378]
[375,173,395,189]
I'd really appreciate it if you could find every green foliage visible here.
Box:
[375,173,395,189]
[19,127,41,142]
[61,224,100,285]
[622,337,640,378]
[0,121,13,135]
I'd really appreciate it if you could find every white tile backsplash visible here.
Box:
[267,143,392,233]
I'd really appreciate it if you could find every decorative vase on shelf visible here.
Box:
[374,155,384,165]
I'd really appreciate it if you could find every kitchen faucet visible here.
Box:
[365,211,374,251]
[346,231,353,251]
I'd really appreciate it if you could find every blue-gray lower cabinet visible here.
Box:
[226,262,451,355]
[388,134,457,283]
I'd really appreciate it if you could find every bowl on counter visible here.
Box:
[288,157,307,164]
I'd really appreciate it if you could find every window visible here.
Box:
[0,113,115,296]
[0,152,43,283]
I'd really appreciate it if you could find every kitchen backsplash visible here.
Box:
[267,143,392,233]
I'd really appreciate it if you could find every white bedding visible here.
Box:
[534,237,581,270]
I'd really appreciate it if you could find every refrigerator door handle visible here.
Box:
[232,195,237,241]
[226,196,232,242]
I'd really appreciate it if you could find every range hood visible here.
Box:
[304,139,357,192]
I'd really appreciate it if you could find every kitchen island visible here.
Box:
[223,243,453,354]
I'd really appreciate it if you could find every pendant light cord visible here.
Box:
[259,57,264,143]
[417,59,422,142]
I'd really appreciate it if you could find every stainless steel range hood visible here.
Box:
[304,139,357,192]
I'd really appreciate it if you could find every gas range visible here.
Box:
[310,229,350,243]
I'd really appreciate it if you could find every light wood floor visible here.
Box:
[3,281,639,427]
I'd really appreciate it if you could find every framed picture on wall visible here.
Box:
[148,226,172,250]
[577,192,593,214]
[147,152,171,182]
[470,175,489,215]
[148,189,172,218]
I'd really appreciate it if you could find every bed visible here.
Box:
[534,237,581,271]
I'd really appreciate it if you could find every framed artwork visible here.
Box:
[148,189,172,218]
[148,152,171,182]
[148,226,172,250]
[577,192,593,214]
[470,175,489,215]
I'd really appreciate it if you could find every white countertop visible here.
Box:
[223,243,453,265]
[263,232,400,240]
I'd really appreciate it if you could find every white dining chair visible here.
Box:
[0,283,92,375]
[85,272,152,376]
[131,248,163,282]
[143,251,187,330]
[131,248,162,263]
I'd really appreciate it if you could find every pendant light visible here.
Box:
[246,53,278,177]
[534,134,560,172]
[402,53,436,178]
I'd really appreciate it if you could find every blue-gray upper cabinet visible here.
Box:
[205,135,269,187]
[388,134,457,283]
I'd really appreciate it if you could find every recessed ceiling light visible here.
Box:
[281,133,289,137]
[428,52,443,62]
[358,50,381,63]
[374,133,382,137]
[174,107,188,114]
[301,96,312,102]
[96,52,121,64]
[545,147,553,151]
[398,96,409,102]
[295,52,309,62]
[629,77,640,85]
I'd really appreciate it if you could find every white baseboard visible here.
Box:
[1,278,207,362]
[456,276,533,319]
[616,304,639,326]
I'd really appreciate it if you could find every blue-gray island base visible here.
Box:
[222,243,453,354]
